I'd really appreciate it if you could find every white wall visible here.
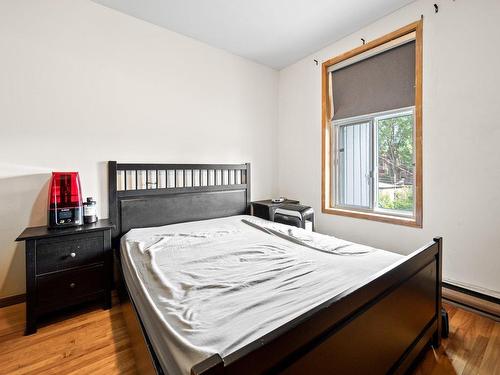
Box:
[2,0,499,300]
[278,0,500,297]
[0,1,278,298]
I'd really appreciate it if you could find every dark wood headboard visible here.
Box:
[108,161,250,245]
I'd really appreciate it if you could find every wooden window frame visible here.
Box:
[321,20,423,228]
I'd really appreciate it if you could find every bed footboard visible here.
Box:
[192,237,442,375]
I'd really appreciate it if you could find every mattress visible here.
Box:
[120,215,403,375]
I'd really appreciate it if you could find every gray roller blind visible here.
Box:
[332,40,415,120]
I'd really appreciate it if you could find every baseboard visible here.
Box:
[0,293,26,308]
[442,282,500,319]
[442,282,500,305]
[443,279,500,299]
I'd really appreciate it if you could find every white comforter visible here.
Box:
[121,215,403,375]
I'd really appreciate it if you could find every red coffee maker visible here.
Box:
[48,172,84,228]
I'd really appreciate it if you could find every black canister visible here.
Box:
[83,197,98,224]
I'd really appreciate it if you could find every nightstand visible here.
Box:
[251,199,299,221]
[16,219,114,335]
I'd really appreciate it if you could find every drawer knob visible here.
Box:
[70,252,76,258]
[70,282,76,288]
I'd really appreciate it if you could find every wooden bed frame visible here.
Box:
[108,161,442,375]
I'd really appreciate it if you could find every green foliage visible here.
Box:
[378,186,413,211]
[378,114,413,184]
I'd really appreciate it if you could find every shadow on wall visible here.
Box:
[0,172,51,298]
[98,161,109,220]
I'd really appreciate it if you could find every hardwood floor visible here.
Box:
[0,299,498,374]
[414,303,500,375]
[0,295,137,374]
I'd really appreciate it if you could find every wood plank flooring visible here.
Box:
[0,298,498,374]
[414,304,500,375]
[0,295,137,374]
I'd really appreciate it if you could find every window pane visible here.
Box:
[376,113,414,214]
[337,122,371,208]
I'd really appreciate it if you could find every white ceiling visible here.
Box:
[92,0,415,69]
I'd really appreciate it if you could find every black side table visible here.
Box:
[16,219,114,335]
[251,199,299,221]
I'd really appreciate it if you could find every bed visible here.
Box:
[108,161,442,375]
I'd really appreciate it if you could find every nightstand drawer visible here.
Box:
[36,234,104,274]
[37,265,105,308]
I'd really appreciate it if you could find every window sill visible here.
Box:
[322,207,422,228]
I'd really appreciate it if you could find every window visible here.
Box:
[334,107,414,216]
[322,21,422,227]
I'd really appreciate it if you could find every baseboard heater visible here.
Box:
[442,282,500,320]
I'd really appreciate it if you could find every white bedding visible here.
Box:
[121,215,403,375]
